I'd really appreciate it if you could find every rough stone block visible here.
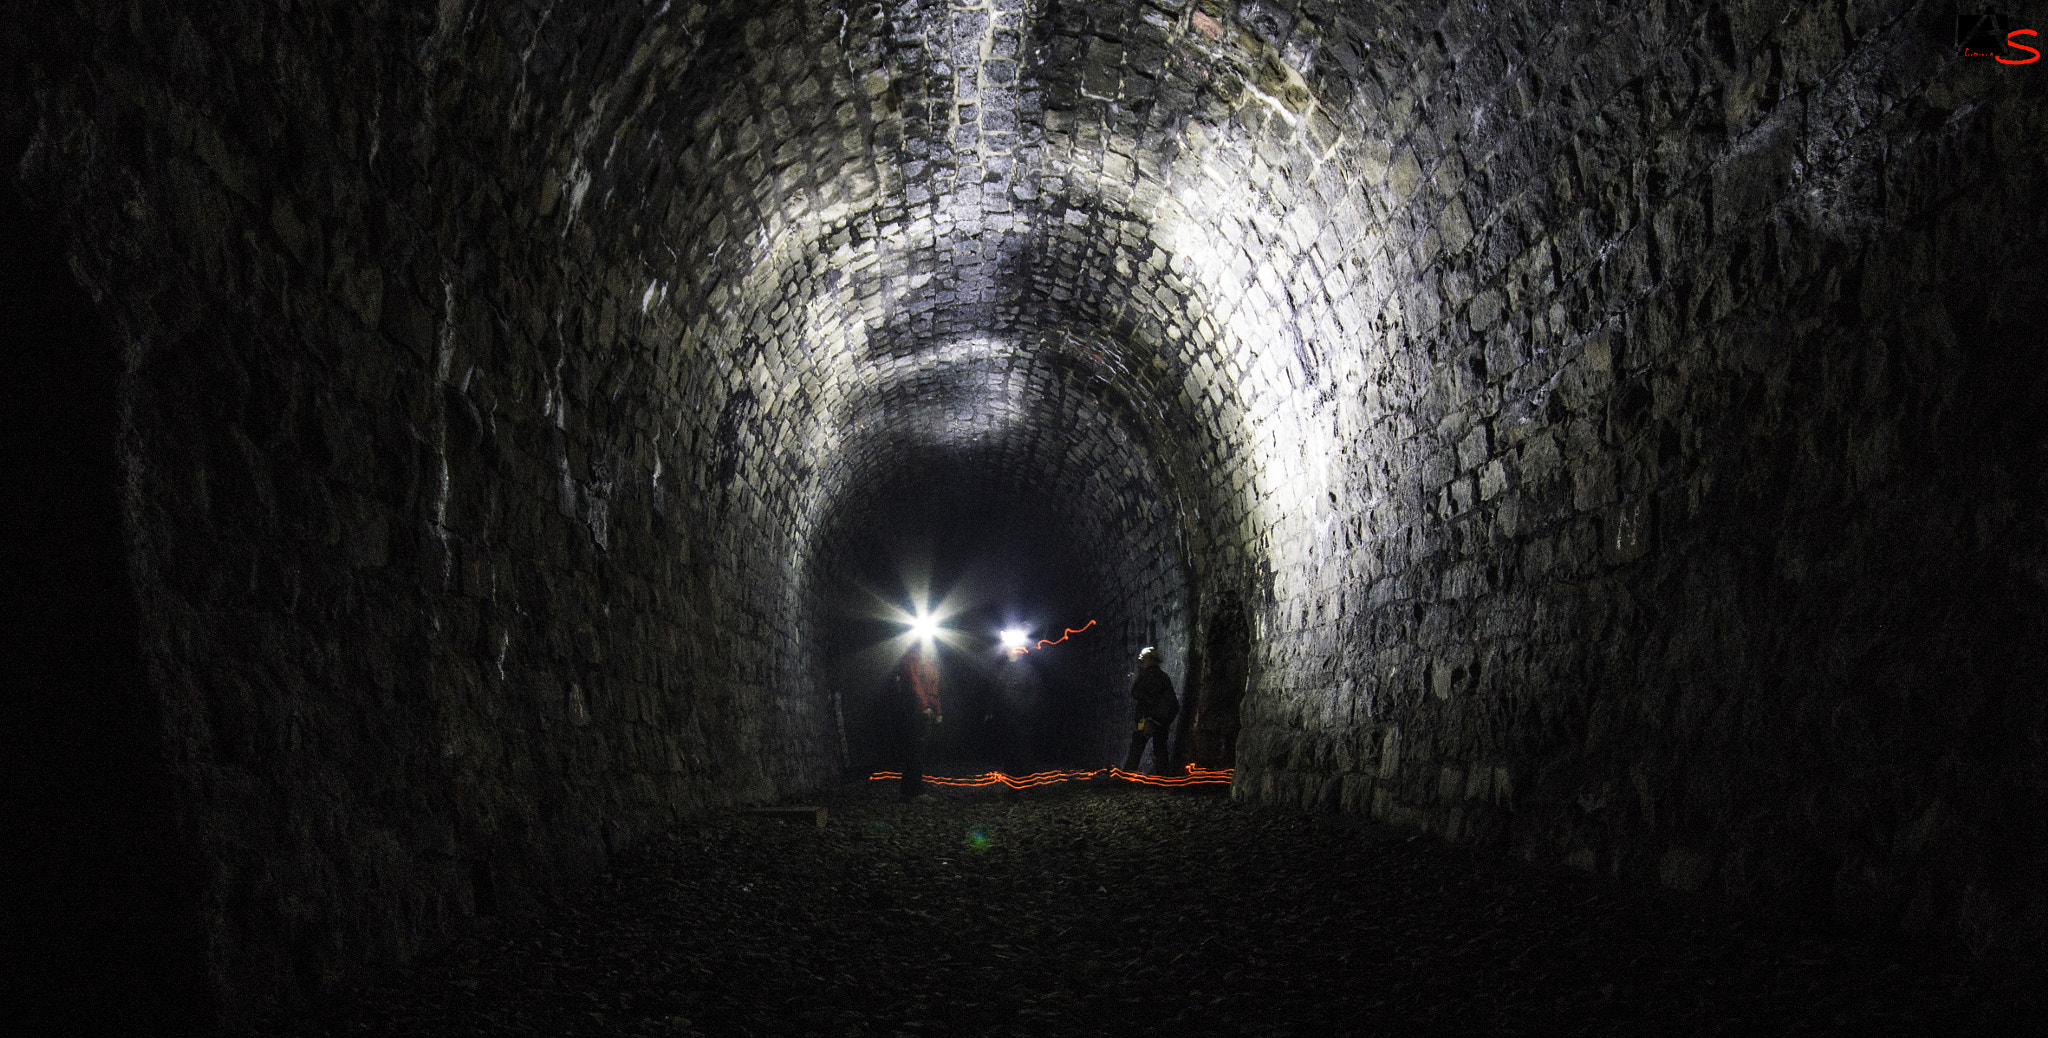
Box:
[1479,458,1508,500]
[1571,456,1617,511]
[1449,474,1475,513]
[1658,848,1714,894]
[1602,497,1651,564]
[1457,423,1490,472]
[1518,434,1561,484]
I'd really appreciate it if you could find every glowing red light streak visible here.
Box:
[868,763,1232,789]
[1011,619,1097,656]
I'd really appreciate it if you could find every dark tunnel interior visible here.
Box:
[1,154,215,1035]
[3,0,2046,1032]
[807,427,1192,777]
[813,485,1128,775]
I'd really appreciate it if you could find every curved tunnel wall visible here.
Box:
[7,0,2044,1027]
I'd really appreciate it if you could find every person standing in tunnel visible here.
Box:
[893,645,943,797]
[1123,646,1179,775]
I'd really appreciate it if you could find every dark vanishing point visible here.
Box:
[2,2,2043,1034]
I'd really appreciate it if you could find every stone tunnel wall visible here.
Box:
[1229,0,2048,951]
[12,0,846,1022]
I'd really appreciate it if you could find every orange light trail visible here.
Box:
[1011,619,1097,656]
[867,763,1232,789]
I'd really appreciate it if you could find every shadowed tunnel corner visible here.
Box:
[1,39,214,1031]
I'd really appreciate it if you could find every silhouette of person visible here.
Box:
[893,645,941,797]
[1123,647,1179,774]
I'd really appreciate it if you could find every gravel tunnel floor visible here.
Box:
[251,783,2045,1037]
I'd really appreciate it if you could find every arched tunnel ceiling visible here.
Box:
[520,0,1407,591]
[800,332,1189,658]
[17,0,2048,1021]
[810,337,1179,542]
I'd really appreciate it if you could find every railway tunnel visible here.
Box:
[3,0,2045,1031]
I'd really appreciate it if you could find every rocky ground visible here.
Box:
[249,780,2045,1037]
